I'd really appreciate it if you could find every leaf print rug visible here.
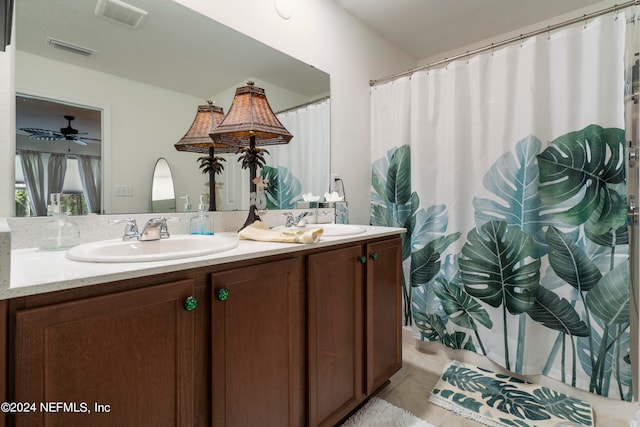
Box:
[428,361,593,427]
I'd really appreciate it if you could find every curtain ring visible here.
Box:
[614,7,619,21]
[546,25,550,40]
[466,51,470,64]
[583,14,588,29]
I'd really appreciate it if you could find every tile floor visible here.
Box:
[377,341,640,427]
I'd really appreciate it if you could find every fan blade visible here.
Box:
[20,127,63,137]
[30,135,64,141]
[73,139,89,146]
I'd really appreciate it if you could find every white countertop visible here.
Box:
[3,226,404,300]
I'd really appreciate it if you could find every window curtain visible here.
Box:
[371,13,632,399]
[263,98,330,208]
[77,154,101,214]
[18,149,47,216]
[47,152,67,199]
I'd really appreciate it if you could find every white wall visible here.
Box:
[0,16,15,218]
[175,0,417,224]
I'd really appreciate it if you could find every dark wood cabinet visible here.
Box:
[307,237,402,426]
[211,258,304,427]
[12,279,196,427]
[365,238,402,395]
[308,245,365,427]
[3,234,402,427]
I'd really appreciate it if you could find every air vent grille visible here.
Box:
[46,37,97,57]
[94,0,148,29]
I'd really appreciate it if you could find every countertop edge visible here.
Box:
[3,226,405,300]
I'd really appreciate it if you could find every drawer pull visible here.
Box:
[217,288,230,301]
[358,256,367,264]
[183,296,198,311]
[370,252,378,261]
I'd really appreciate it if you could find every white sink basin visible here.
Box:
[66,234,238,263]
[274,224,366,237]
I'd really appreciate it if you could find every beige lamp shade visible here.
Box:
[209,81,293,147]
[174,102,236,153]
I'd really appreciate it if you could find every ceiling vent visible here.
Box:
[94,0,148,29]
[46,37,97,57]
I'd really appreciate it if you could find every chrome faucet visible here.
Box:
[109,218,140,241]
[140,217,171,241]
[110,217,176,241]
[282,211,312,228]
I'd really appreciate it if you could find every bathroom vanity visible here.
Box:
[0,225,403,427]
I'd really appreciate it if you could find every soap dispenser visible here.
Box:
[39,193,81,251]
[180,195,192,212]
[189,195,214,235]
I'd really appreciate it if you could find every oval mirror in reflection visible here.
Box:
[151,158,176,213]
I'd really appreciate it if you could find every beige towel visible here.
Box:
[239,221,322,244]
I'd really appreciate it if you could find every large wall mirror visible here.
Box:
[14,0,330,216]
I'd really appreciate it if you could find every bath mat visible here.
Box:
[428,360,593,427]
[340,397,435,427]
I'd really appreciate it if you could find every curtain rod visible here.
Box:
[370,0,639,86]
[276,95,330,115]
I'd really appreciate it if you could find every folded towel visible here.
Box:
[239,221,322,244]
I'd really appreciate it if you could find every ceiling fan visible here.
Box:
[20,115,101,146]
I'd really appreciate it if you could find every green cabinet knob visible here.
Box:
[358,255,367,264]
[183,296,198,311]
[370,252,378,261]
[217,288,230,301]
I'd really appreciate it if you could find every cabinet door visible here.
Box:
[308,245,365,427]
[366,238,403,394]
[212,258,303,427]
[13,279,196,427]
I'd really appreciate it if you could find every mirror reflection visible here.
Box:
[15,95,102,217]
[151,158,176,213]
[14,0,330,216]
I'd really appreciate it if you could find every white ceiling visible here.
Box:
[334,0,606,61]
[15,0,330,100]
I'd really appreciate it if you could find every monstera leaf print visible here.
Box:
[261,166,302,209]
[385,144,411,205]
[537,125,626,228]
[432,277,492,331]
[411,233,461,286]
[460,220,540,314]
[527,286,589,336]
[586,260,630,325]
[371,145,415,257]
[545,226,602,293]
[474,135,563,258]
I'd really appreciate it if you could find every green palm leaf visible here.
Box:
[413,311,447,342]
[532,387,594,425]
[386,144,411,204]
[474,135,560,258]
[459,220,540,314]
[261,166,302,209]
[527,286,589,336]
[432,277,492,330]
[485,381,550,421]
[545,226,602,292]
[410,234,460,286]
[586,260,630,324]
[537,125,625,226]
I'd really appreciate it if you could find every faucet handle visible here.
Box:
[281,212,295,227]
[109,218,139,240]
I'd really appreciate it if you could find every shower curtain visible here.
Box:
[371,13,633,399]
[261,98,330,209]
